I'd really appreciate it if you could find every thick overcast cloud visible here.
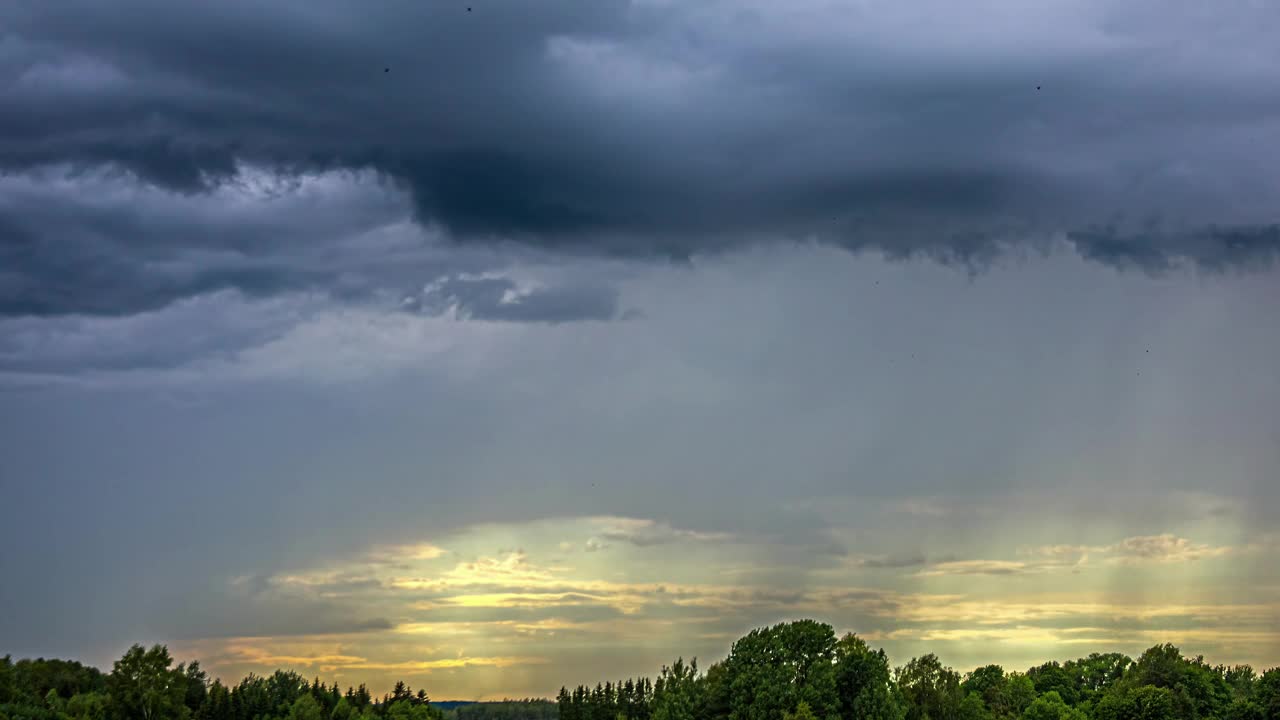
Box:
[2,0,1280,702]
[3,0,1280,317]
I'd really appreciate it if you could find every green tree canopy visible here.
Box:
[1005,675,1038,718]
[783,702,819,720]
[331,697,353,720]
[1124,645,1231,720]
[107,645,189,720]
[958,693,993,720]
[963,666,1014,718]
[1095,686,1178,720]
[651,658,700,720]
[1029,665,1080,707]
[287,696,324,720]
[1024,693,1088,720]
[897,655,964,720]
[835,634,904,720]
[721,620,840,720]
[65,692,109,720]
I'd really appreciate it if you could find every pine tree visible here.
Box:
[558,687,576,720]
[391,682,412,704]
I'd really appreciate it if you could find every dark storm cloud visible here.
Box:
[0,168,407,317]
[0,168,625,324]
[1068,224,1280,273]
[3,0,1279,318]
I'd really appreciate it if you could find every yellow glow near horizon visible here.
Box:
[165,514,1280,701]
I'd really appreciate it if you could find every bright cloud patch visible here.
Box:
[163,516,1276,698]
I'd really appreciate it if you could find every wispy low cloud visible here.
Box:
[886,599,1280,626]
[575,516,735,555]
[346,657,550,673]
[916,534,1232,577]
[360,543,452,571]
[882,625,1280,649]
[1104,534,1234,564]
[413,592,630,612]
[915,560,1069,578]
[389,550,566,591]
[587,516,735,547]
[174,636,549,678]
[850,553,931,569]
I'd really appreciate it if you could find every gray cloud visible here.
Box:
[592,518,732,547]
[0,168,632,322]
[0,168,636,381]
[1068,225,1280,274]
[1,0,1278,323]
[0,290,314,374]
[163,576,399,640]
[910,534,1232,577]
[406,274,623,324]
[0,167,432,317]
[853,553,931,569]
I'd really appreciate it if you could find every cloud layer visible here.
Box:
[3,0,1280,320]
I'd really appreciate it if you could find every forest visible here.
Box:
[2,620,1277,720]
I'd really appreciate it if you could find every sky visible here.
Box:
[1,0,1279,702]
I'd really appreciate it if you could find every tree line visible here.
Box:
[555,620,1279,720]
[3,619,1278,720]
[0,645,441,720]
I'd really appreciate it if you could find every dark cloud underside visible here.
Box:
[2,0,1280,317]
